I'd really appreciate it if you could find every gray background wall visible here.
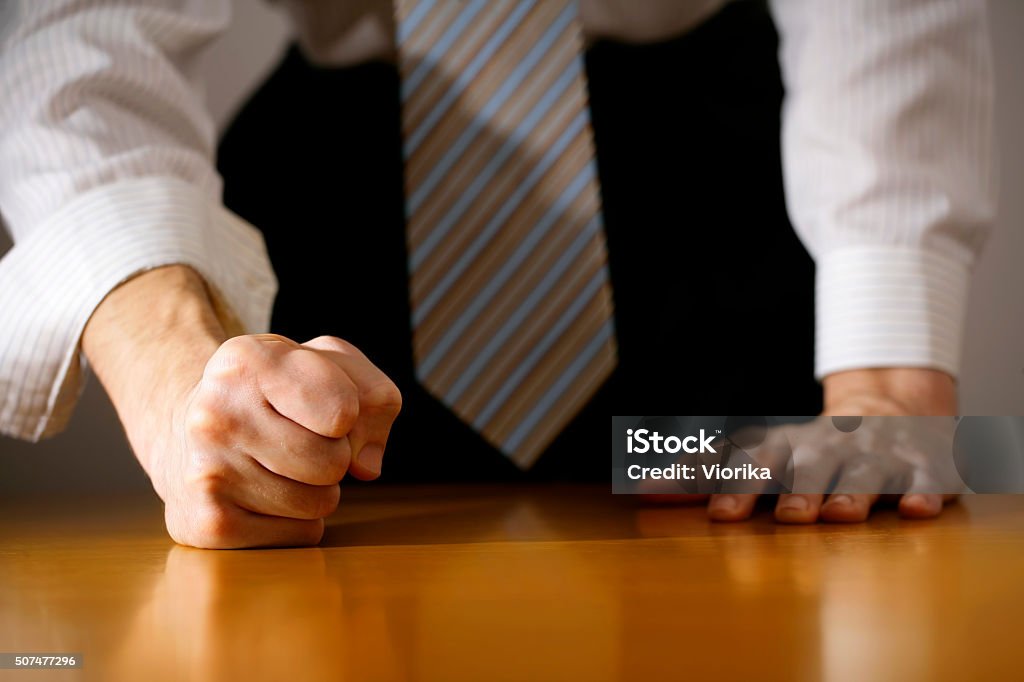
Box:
[1,0,1021,494]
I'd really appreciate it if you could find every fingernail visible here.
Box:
[357,444,384,476]
[781,496,809,511]
[830,494,854,507]
[904,494,930,508]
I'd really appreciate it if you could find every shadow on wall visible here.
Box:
[0,370,147,495]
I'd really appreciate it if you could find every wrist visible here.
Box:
[83,266,227,490]
[822,368,958,416]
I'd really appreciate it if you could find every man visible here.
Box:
[0,0,995,547]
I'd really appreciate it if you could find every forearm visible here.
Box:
[0,2,276,443]
[82,265,226,489]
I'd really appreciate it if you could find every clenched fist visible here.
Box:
[82,267,402,549]
[162,334,401,548]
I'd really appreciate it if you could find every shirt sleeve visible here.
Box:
[769,0,997,381]
[0,0,278,442]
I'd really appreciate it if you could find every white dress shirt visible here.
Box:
[0,0,997,441]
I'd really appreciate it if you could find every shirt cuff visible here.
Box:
[815,245,971,380]
[0,176,277,441]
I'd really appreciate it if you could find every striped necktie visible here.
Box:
[397,0,617,468]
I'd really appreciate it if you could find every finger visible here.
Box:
[897,469,957,518]
[706,433,783,520]
[168,502,325,549]
[244,408,353,485]
[773,439,845,524]
[728,427,798,495]
[820,454,892,522]
[245,335,361,438]
[303,337,402,480]
[789,444,844,497]
[228,459,341,521]
[775,494,825,523]
[716,445,775,496]
[820,494,879,523]
[898,493,946,518]
[708,494,759,522]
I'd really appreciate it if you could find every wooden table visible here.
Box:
[1,486,1022,681]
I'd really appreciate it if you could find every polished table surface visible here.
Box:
[1,486,1022,682]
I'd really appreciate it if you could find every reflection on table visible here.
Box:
[1,486,1022,681]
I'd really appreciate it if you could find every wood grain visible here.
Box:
[1,486,1022,681]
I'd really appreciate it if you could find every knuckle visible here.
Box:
[166,500,236,549]
[204,347,247,384]
[308,335,354,354]
[218,334,261,361]
[791,444,824,464]
[305,485,341,519]
[181,440,235,497]
[184,401,236,445]
[323,485,342,515]
[184,468,232,499]
[208,334,283,381]
[326,391,360,437]
[362,379,403,415]
[303,518,327,546]
[190,503,238,548]
[844,456,876,477]
[286,432,350,484]
[255,333,294,345]
[318,439,352,483]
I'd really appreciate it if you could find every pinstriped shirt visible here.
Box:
[0,0,998,441]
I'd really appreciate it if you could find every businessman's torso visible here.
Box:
[218,0,821,481]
